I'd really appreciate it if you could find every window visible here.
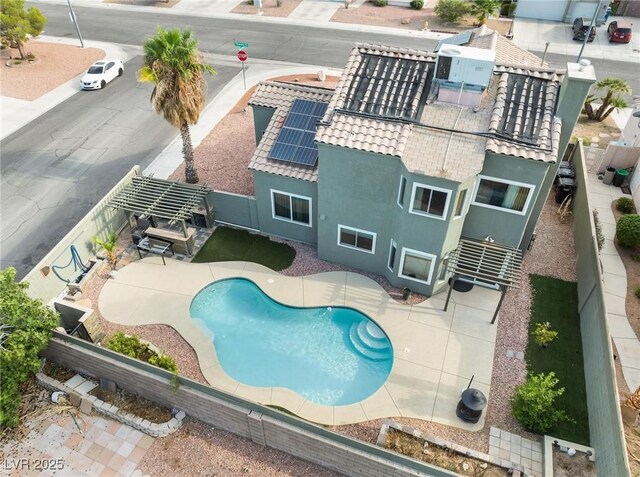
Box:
[409,183,451,220]
[454,189,468,218]
[472,176,534,215]
[397,176,407,207]
[338,226,376,253]
[399,248,436,285]
[271,190,311,226]
[388,240,397,271]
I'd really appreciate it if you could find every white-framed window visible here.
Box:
[398,248,437,285]
[397,176,407,208]
[454,189,468,218]
[471,175,535,215]
[388,240,397,271]
[271,190,312,226]
[409,183,451,220]
[337,225,376,254]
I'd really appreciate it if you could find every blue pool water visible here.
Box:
[190,278,393,406]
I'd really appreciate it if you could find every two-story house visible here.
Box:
[245,27,595,296]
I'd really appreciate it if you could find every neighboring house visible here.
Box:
[245,27,595,296]
[515,0,610,24]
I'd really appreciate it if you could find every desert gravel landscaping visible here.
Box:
[0,41,104,101]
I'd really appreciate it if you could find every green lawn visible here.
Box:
[192,226,296,271]
[526,274,590,445]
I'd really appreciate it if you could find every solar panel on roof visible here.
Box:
[268,99,328,166]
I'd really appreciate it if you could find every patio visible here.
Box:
[99,258,501,430]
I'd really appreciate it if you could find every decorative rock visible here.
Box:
[100,378,116,393]
[79,397,93,415]
[401,18,411,25]
[69,392,81,407]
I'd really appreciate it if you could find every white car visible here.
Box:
[80,59,124,90]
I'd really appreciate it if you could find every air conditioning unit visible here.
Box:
[435,46,495,89]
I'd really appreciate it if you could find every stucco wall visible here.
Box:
[316,145,465,296]
[252,106,275,145]
[252,171,318,245]
[42,333,455,477]
[22,167,138,303]
[571,143,631,476]
[210,191,259,230]
[462,154,548,247]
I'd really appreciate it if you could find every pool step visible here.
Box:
[349,321,391,361]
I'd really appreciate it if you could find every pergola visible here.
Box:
[109,176,212,237]
[444,238,523,324]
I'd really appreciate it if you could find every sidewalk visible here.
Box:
[512,16,640,63]
[586,173,640,392]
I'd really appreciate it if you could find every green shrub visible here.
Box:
[410,0,424,9]
[532,322,558,347]
[0,268,60,427]
[636,287,640,299]
[246,0,253,4]
[434,0,469,22]
[148,353,178,374]
[511,372,571,434]
[616,214,640,248]
[372,0,388,6]
[616,197,636,214]
[106,332,179,378]
[106,332,147,360]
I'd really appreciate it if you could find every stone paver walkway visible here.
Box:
[488,427,543,477]
[1,411,153,477]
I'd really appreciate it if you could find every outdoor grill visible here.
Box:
[456,385,487,424]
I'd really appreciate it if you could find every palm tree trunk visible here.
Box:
[595,91,614,121]
[180,123,199,184]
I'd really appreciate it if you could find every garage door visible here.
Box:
[515,0,569,21]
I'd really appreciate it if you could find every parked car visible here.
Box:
[572,17,596,42]
[607,20,633,43]
[80,59,124,90]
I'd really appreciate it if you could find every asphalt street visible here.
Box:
[3,4,638,278]
[0,56,238,277]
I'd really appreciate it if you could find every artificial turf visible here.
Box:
[526,274,590,445]
[192,226,296,271]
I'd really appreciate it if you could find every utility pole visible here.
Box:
[66,0,85,48]
[577,0,604,63]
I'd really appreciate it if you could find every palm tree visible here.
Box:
[470,0,500,25]
[138,28,216,183]
[93,232,118,268]
[583,77,631,122]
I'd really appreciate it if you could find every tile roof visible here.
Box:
[486,66,564,163]
[316,44,435,158]
[249,81,334,109]
[463,25,546,68]
[248,82,333,182]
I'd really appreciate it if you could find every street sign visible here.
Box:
[237,50,248,62]
[234,41,249,49]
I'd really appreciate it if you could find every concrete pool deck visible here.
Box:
[99,258,500,431]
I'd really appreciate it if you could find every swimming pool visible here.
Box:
[190,278,393,406]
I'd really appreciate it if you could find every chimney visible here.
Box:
[555,59,597,162]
